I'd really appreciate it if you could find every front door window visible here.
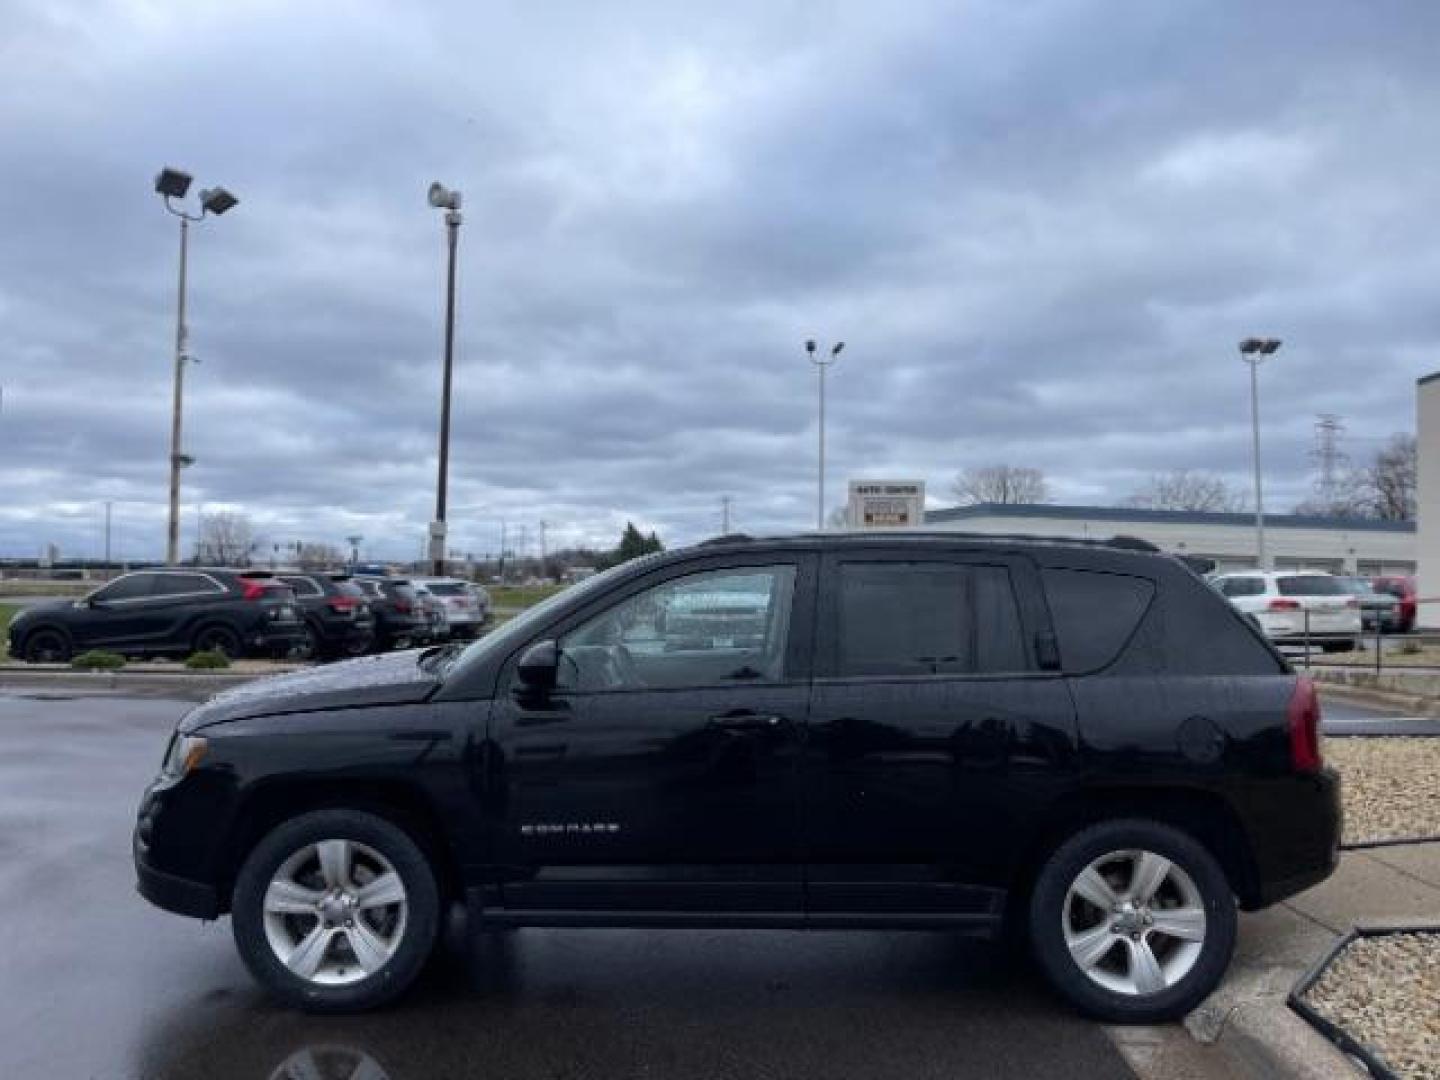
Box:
[557,565,796,691]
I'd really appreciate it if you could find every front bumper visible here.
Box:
[135,843,222,919]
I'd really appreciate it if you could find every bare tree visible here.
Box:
[1123,470,1245,513]
[1363,433,1417,521]
[951,465,1049,506]
[1293,434,1416,521]
[195,511,258,565]
[297,542,345,570]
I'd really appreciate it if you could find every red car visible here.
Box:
[1371,575,1416,633]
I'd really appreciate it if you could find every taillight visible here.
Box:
[328,596,358,613]
[1268,598,1301,611]
[241,580,267,600]
[1287,677,1323,773]
[394,599,413,614]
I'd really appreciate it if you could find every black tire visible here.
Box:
[22,627,72,664]
[232,808,441,1013]
[192,623,243,658]
[1028,819,1236,1024]
[1321,641,1356,654]
[297,622,323,662]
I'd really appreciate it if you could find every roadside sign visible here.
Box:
[847,480,925,528]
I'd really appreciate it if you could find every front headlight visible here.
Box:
[162,734,209,778]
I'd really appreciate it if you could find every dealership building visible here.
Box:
[921,503,1416,576]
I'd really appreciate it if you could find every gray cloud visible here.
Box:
[2,0,1438,561]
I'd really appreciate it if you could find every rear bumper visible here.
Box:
[1246,767,1343,909]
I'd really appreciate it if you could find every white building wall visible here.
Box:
[1416,374,1440,627]
[924,511,1414,575]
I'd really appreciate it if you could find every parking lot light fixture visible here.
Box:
[428,182,463,576]
[199,187,239,216]
[1239,337,1283,569]
[155,167,238,565]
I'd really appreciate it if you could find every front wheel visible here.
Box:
[1028,819,1236,1023]
[23,628,72,664]
[231,809,441,1012]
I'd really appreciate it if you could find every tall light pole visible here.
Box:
[1240,337,1282,569]
[427,182,463,576]
[805,339,845,529]
[154,167,239,565]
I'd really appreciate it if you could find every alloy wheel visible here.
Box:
[261,839,409,986]
[1061,848,1207,996]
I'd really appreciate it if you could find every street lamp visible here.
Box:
[1239,337,1282,569]
[427,181,463,575]
[805,339,845,529]
[154,166,239,565]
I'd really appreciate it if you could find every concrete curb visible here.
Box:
[1314,676,1440,719]
[0,667,271,699]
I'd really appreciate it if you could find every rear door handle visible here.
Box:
[707,711,786,732]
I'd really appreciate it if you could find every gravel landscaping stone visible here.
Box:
[1326,737,1440,844]
[1302,931,1440,1080]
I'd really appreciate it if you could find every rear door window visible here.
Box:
[835,561,1028,677]
[1041,568,1155,673]
[149,573,223,598]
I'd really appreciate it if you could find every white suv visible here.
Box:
[1211,570,1360,652]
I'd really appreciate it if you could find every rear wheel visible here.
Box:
[1028,819,1236,1023]
[295,622,323,662]
[232,808,440,1012]
[23,628,71,664]
[192,623,243,658]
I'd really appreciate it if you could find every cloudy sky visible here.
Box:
[3,0,1439,563]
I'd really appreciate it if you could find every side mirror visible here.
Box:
[516,639,559,690]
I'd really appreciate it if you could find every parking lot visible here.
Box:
[0,691,1137,1080]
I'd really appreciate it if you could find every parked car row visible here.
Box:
[1208,569,1415,648]
[6,567,490,663]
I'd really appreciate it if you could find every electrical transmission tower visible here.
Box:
[1311,414,1348,506]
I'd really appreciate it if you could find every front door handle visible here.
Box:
[707,711,786,732]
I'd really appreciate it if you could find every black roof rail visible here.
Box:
[782,529,1164,553]
[693,529,1173,556]
[1106,534,1161,553]
[700,533,754,546]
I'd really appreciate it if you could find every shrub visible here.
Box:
[185,650,232,670]
[71,650,126,671]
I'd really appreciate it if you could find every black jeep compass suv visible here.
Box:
[134,532,1340,1020]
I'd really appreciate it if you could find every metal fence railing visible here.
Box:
[1291,600,1440,675]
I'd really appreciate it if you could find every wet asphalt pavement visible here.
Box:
[0,692,1134,1080]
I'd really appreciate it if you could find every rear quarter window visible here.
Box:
[1041,568,1155,673]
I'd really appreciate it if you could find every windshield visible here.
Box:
[442,557,659,683]
[423,581,468,596]
[1277,575,1347,596]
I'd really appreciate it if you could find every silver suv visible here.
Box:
[411,577,489,638]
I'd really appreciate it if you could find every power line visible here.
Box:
[1311,414,1348,504]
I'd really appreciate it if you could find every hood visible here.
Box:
[11,600,74,623]
[179,649,439,732]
